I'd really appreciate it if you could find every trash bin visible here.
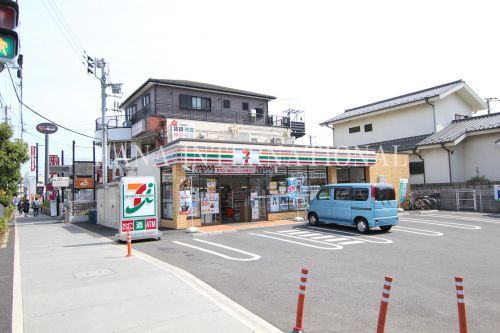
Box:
[88,209,97,224]
[239,205,251,222]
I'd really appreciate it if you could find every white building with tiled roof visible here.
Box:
[320,80,488,184]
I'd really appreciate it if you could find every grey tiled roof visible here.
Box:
[122,79,276,107]
[353,134,433,152]
[320,80,464,125]
[418,113,500,146]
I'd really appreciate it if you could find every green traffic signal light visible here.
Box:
[0,34,15,59]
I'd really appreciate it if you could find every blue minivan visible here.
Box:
[306,183,398,233]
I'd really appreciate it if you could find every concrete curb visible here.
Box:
[71,223,282,333]
[419,210,440,214]
[398,212,410,216]
[193,229,238,237]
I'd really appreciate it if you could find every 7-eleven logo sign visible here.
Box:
[234,149,258,165]
[122,181,156,218]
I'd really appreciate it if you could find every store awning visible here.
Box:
[155,139,377,167]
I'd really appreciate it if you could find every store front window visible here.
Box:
[161,167,173,219]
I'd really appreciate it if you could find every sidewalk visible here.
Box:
[14,214,281,332]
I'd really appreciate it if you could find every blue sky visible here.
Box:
[2,0,500,178]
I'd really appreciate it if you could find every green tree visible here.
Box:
[0,123,29,206]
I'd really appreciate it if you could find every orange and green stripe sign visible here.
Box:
[155,144,377,167]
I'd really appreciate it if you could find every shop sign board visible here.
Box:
[49,154,60,166]
[74,177,94,189]
[170,119,195,141]
[233,148,259,165]
[36,122,58,134]
[30,146,37,171]
[119,176,159,240]
[192,165,276,175]
[207,179,216,193]
[494,185,500,201]
[36,186,44,195]
[52,176,69,188]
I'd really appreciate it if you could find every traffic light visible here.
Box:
[0,0,19,63]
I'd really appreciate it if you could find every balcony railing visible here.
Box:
[95,115,130,130]
[131,103,298,128]
[95,104,306,138]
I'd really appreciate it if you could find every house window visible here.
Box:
[141,94,150,108]
[125,104,137,121]
[455,114,469,120]
[349,126,361,134]
[255,108,264,119]
[409,161,425,174]
[242,102,249,110]
[223,100,230,109]
[364,124,373,132]
[180,94,211,111]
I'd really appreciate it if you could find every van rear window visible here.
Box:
[375,186,395,201]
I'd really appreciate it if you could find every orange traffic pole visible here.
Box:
[126,231,132,257]
[455,277,468,333]
[292,268,309,333]
[377,275,393,333]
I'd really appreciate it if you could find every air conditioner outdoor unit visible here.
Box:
[271,137,282,144]
[250,108,257,120]
[251,138,258,143]
[199,132,207,138]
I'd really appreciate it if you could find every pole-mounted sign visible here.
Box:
[36,122,58,134]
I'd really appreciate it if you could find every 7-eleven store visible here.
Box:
[135,139,408,229]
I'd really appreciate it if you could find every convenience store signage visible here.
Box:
[120,177,158,239]
[170,119,195,141]
[192,165,277,175]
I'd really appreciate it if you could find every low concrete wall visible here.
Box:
[411,182,500,212]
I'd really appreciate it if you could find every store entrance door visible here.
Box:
[219,176,267,223]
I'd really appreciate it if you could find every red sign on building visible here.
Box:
[146,218,157,230]
[49,154,60,166]
[121,220,134,232]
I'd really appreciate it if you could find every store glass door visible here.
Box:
[249,176,267,221]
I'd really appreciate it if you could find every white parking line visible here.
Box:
[338,240,365,245]
[290,232,324,238]
[422,214,500,224]
[173,239,261,261]
[323,238,349,242]
[283,231,314,236]
[310,235,336,240]
[248,232,343,250]
[394,226,444,236]
[401,218,481,230]
[306,226,393,244]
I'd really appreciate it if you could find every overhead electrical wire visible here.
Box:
[7,68,95,139]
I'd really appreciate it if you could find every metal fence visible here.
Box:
[411,182,500,212]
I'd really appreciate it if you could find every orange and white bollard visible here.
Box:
[126,231,132,257]
[377,275,393,333]
[455,276,468,333]
[292,268,309,333]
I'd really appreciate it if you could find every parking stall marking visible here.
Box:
[400,217,481,230]
[323,237,350,242]
[337,240,365,245]
[306,226,393,244]
[248,232,344,250]
[421,214,500,224]
[394,226,444,236]
[172,239,261,261]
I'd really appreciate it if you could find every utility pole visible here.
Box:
[99,59,108,224]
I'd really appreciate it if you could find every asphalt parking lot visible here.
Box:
[81,211,500,332]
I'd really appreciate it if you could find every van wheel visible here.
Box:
[355,218,369,233]
[308,213,319,226]
[380,226,392,232]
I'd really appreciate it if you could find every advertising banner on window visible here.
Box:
[179,190,192,215]
[287,177,297,199]
[399,178,408,203]
[201,193,219,214]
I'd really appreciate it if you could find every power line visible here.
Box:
[41,0,87,68]
[7,68,95,139]
[47,0,87,54]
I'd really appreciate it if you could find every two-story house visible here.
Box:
[95,79,409,230]
[320,80,488,184]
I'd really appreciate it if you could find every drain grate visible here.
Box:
[73,268,115,279]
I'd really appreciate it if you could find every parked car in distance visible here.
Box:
[306,183,398,233]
